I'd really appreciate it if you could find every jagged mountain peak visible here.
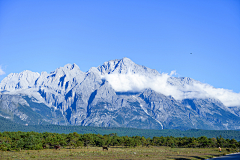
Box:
[50,63,81,75]
[0,70,40,91]
[87,67,101,74]
[5,70,40,78]
[97,57,135,74]
[63,63,79,71]
[98,57,160,77]
[61,63,78,71]
[35,63,85,93]
[108,57,134,64]
[0,63,85,94]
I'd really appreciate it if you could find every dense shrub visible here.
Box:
[0,131,239,151]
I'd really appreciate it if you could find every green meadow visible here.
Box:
[1,146,238,160]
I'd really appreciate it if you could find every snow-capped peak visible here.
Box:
[97,57,160,77]
[0,70,40,91]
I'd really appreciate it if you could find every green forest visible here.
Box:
[1,131,240,151]
[1,116,240,151]
[1,116,240,141]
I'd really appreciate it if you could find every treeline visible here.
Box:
[1,131,240,151]
[1,117,240,141]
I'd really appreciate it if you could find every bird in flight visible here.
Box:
[190,53,192,54]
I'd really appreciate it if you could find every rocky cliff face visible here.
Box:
[0,58,240,130]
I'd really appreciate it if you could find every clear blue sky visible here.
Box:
[0,0,239,92]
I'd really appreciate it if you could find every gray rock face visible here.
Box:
[0,58,240,130]
[0,94,29,121]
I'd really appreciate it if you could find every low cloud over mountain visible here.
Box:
[103,71,240,107]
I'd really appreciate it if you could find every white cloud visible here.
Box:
[192,83,240,107]
[0,66,5,75]
[103,72,183,100]
[103,72,240,107]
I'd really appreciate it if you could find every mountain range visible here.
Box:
[0,57,240,130]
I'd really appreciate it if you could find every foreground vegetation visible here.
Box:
[1,131,240,151]
[1,146,238,160]
[1,131,240,159]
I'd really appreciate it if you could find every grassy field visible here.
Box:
[0,146,238,160]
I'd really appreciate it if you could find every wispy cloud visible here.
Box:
[103,72,240,107]
[0,66,5,75]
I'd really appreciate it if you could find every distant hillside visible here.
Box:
[1,117,240,141]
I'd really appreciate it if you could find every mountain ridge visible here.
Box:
[0,58,240,130]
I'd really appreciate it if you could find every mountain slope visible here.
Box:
[0,58,240,130]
